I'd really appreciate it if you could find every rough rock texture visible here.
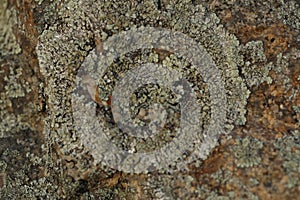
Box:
[0,0,299,199]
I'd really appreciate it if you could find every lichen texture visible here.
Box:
[0,0,299,199]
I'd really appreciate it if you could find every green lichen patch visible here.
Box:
[241,40,273,87]
[0,59,42,138]
[274,130,300,173]
[231,136,264,168]
[1,0,297,198]
[275,1,300,30]
[0,127,59,199]
[36,0,251,176]
[0,0,21,58]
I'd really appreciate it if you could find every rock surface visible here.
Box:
[0,0,299,199]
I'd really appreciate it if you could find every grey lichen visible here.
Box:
[274,130,300,173]
[195,178,259,200]
[241,40,273,87]
[0,160,7,188]
[0,0,299,199]
[0,148,57,199]
[0,111,20,138]
[36,1,95,164]
[0,62,32,138]
[273,130,300,190]
[145,168,260,199]
[146,175,176,199]
[0,96,25,138]
[275,0,300,30]
[0,0,21,58]
[1,176,59,199]
[0,0,298,199]
[0,161,7,173]
[36,0,251,174]
[231,136,264,168]
[3,66,27,98]
[273,51,299,102]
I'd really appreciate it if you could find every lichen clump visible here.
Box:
[36,0,250,173]
[0,0,21,58]
[274,130,300,173]
[241,40,273,87]
[231,136,263,168]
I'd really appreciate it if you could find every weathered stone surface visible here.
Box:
[0,0,299,199]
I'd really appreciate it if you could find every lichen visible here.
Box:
[0,0,21,58]
[2,0,298,198]
[0,61,33,138]
[0,132,57,199]
[36,0,252,174]
[145,168,261,199]
[231,136,264,168]
[3,66,26,98]
[272,52,298,100]
[272,130,300,191]
[0,175,59,199]
[274,130,300,173]
[146,175,176,199]
[241,40,273,87]
[275,1,300,30]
